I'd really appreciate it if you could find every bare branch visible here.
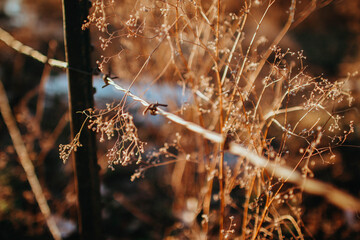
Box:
[0,80,62,240]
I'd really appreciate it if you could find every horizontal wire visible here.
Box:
[230,143,360,211]
[0,27,68,69]
[106,78,224,143]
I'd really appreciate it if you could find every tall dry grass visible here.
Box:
[62,0,358,239]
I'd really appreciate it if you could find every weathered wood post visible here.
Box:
[61,1,102,239]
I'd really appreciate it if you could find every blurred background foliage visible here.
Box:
[0,0,359,239]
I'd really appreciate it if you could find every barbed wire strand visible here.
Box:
[0,27,67,69]
[106,78,224,143]
[1,27,360,211]
[230,143,360,211]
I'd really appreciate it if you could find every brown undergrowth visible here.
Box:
[61,0,358,239]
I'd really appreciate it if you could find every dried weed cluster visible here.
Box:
[61,0,356,239]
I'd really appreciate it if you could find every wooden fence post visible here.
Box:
[61,1,102,239]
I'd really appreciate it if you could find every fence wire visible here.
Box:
[0,27,68,69]
[1,27,360,211]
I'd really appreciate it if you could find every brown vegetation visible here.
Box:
[1,0,360,239]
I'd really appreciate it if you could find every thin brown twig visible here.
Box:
[225,0,274,122]
[291,0,316,29]
[220,5,249,85]
[38,112,69,164]
[0,80,62,240]
[241,174,256,240]
[245,0,296,96]
[36,40,58,122]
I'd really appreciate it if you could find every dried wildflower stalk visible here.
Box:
[81,0,359,239]
[59,104,145,170]
[2,1,358,238]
